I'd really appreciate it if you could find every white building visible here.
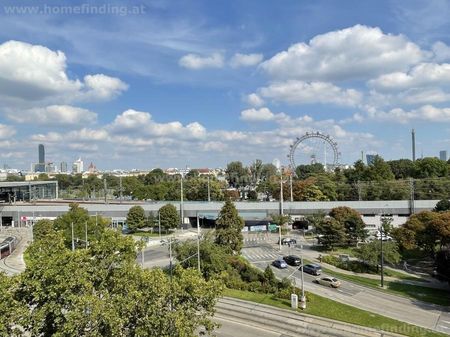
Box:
[72,158,84,174]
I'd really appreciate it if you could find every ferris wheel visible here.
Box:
[288,131,340,173]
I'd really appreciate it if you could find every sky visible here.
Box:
[1,0,450,170]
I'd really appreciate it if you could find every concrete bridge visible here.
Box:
[0,199,438,230]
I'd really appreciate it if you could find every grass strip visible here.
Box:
[321,267,450,306]
[224,288,447,337]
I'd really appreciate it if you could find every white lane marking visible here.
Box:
[438,325,450,330]
[441,320,450,324]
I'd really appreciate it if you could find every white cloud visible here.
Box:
[0,40,127,104]
[369,63,450,92]
[178,52,224,69]
[110,109,206,139]
[261,25,425,81]
[82,74,128,101]
[230,53,263,68]
[0,124,16,139]
[240,107,282,121]
[432,41,450,62]
[6,105,97,126]
[365,105,450,123]
[245,93,265,107]
[257,80,362,106]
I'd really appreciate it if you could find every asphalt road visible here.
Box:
[242,244,450,334]
[213,317,287,337]
[137,233,450,334]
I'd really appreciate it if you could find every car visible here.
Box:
[272,259,288,269]
[300,263,322,276]
[283,255,301,266]
[278,238,297,245]
[316,276,341,288]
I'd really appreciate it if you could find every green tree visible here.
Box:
[32,219,54,241]
[226,161,249,190]
[363,156,395,181]
[126,205,146,232]
[356,240,401,269]
[16,229,222,337]
[387,159,415,179]
[159,204,180,231]
[414,157,448,178]
[315,218,346,250]
[434,199,450,212]
[53,203,109,248]
[295,163,325,180]
[329,206,367,245]
[215,200,244,254]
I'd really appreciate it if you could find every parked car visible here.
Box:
[300,263,322,276]
[315,276,341,288]
[278,238,297,245]
[272,259,288,269]
[283,255,301,266]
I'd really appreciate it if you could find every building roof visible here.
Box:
[0,181,58,188]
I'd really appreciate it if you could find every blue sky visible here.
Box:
[1,0,450,170]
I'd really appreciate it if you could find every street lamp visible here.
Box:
[299,244,306,309]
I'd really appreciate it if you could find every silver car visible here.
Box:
[315,276,341,288]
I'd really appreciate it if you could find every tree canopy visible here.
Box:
[215,200,244,254]
[126,205,146,232]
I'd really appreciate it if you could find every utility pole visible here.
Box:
[357,180,362,201]
[380,219,384,288]
[71,222,75,251]
[207,176,211,202]
[279,167,284,252]
[85,221,88,249]
[180,174,184,225]
[300,244,306,309]
[119,175,123,203]
[289,173,293,202]
[197,214,201,273]
[409,178,415,215]
[103,178,107,204]
[158,211,161,239]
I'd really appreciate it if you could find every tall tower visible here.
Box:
[411,129,416,162]
[35,144,46,172]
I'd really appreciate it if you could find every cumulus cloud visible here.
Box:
[230,53,263,68]
[364,105,450,123]
[0,124,16,139]
[240,107,286,122]
[178,52,224,69]
[432,41,450,62]
[110,109,206,139]
[245,93,265,107]
[82,74,128,101]
[261,25,425,81]
[256,80,362,106]
[0,40,127,104]
[6,105,97,126]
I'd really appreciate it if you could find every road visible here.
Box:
[213,317,285,337]
[138,233,450,334]
[242,243,450,334]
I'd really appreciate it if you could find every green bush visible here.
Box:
[322,254,375,273]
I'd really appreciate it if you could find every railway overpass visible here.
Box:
[0,199,437,230]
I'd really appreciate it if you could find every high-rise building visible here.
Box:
[366,154,376,165]
[60,162,68,173]
[440,150,448,162]
[35,144,46,172]
[72,158,84,174]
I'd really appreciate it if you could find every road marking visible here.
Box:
[438,325,450,330]
[441,320,450,324]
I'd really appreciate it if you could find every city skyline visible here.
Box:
[1,1,450,169]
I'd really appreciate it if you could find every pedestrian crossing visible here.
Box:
[241,247,282,262]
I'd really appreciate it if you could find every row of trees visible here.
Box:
[13,155,450,202]
[0,204,222,336]
[125,204,180,233]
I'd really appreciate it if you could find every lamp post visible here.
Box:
[300,244,306,309]
[207,176,211,202]
[279,167,284,252]
[380,222,384,288]
[197,213,201,273]
[180,174,184,226]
